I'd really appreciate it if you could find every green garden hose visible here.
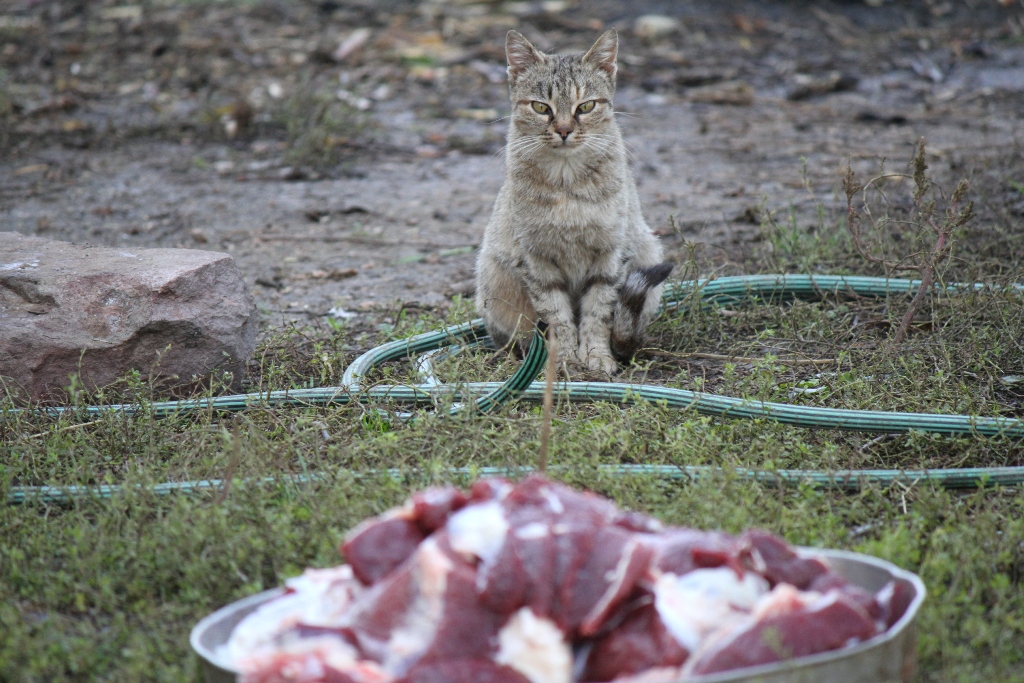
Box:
[6,274,1024,504]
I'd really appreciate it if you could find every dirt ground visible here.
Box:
[2,0,1023,335]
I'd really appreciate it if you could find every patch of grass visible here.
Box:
[276,83,374,174]
[2,155,1024,681]
[0,69,14,148]
[194,77,374,174]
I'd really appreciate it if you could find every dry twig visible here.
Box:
[842,138,974,344]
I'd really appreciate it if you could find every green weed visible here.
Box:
[276,83,373,173]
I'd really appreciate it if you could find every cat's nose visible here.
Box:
[554,124,572,140]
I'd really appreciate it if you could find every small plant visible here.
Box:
[0,69,14,148]
[277,84,371,173]
[842,139,975,344]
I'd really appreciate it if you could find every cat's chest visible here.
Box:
[514,189,624,240]
[548,199,606,231]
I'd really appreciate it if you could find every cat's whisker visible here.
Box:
[589,133,638,162]
[581,135,625,162]
[504,136,544,156]
[587,142,620,163]
[508,138,546,159]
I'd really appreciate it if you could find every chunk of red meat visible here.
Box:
[416,559,507,664]
[612,509,664,534]
[567,526,653,636]
[877,577,916,629]
[340,557,419,664]
[343,536,508,675]
[647,529,740,578]
[551,520,599,630]
[470,478,512,502]
[504,476,620,527]
[739,530,828,589]
[476,523,531,615]
[542,483,622,630]
[410,488,469,533]
[514,518,558,619]
[473,495,566,621]
[806,570,848,592]
[806,573,885,624]
[686,589,878,676]
[581,601,689,682]
[343,517,425,586]
[399,659,530,683]
[319,669,366,683]
[547,478,621,523]
[477,476,636,628]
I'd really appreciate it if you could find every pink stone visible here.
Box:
[0,232,257,401]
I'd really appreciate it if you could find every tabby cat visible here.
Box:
[475,29,672,373]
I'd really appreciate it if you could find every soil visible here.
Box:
[2,0,1023,335]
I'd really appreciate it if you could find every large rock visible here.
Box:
[0,232,258,401]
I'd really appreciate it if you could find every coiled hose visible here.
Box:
[7,274,1024,504]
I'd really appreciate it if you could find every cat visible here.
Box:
[475,29,672,374]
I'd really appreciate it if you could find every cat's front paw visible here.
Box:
[584,351,618,375]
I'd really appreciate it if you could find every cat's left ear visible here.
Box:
[582,29,618,80]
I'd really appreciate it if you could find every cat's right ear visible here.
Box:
[506,31,544,84]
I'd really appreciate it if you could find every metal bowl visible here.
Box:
[191,548,925,683]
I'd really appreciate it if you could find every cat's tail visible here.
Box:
[611,262,674,362]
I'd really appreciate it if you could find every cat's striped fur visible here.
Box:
[475,29,671,373]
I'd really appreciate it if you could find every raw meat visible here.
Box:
[341,537,458,672]
[342,486,471,585]
[646,528,741,578]
[343,517,424,586]
[399,659,530,683]
[580,601,689,682]
[653,567,770,652]
[226,566,363,664]
[409,487,469,533]
[683,584,879,676]
[739,530,829,589]
[876,577,917,629]
[224,477,912,683]
[494,607,573,683]
[467,476,652,636]
[236,634,389,683]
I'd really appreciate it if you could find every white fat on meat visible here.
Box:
[581,536,643,630]
[445,500,509,565]
[602,667,684,683]
[750,583,817,620]
[654,567,769,652]
[236,634,391,683]
[224,565,362,665]
[676,584,831,678]
[495,608,573,683]
[541,487,565,514]
[515,522,550,540]
[383,538,452,675]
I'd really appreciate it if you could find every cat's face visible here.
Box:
[505,30,618,156]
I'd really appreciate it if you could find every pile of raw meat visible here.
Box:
[223,476,914,683]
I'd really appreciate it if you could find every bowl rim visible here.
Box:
[190,546,926,681]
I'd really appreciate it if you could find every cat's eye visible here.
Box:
[576,100,596,114]
[531,101,551,115]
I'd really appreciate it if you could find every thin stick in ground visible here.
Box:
[538,326,558,473]
[842,138,974,345]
